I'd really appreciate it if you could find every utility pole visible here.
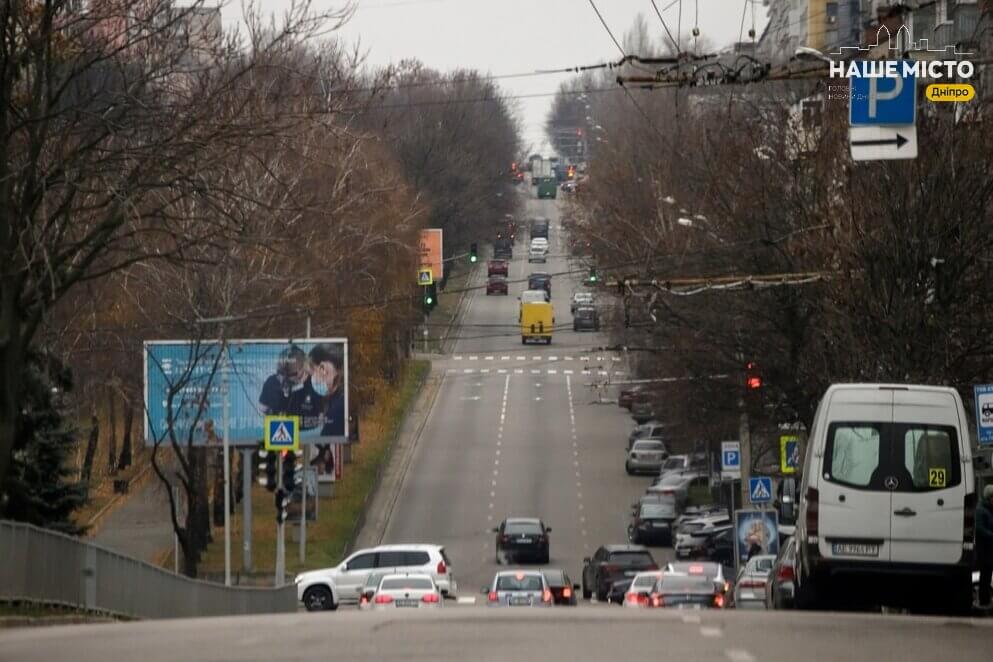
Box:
[275,453,285,587]
[222,339,232,587]
[241,447,252,573]
[739,395,752,512]
[300,314,311,563]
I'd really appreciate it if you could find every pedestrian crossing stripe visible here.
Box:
[264,415,300,451]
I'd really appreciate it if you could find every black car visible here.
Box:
[542,568,579,606]
[606,577,633,605]
[649,573,726,609]
[702,527,736,566]
[582,545,658,601]
[573,306,599,332]
[493,518,550,564]
[527,272,551,295]
[629,500,678,546]
[530,218,549,239]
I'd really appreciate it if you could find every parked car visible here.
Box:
[486,275,508,296]
[561,180,576,193]
[570,291,594,314]
[628,421,669,449]
[487,259,508,277]
[794,383,976,612]
[630,398,658,424]
[625,439,669,476]
[734,554,776,610]
[573,306,600,332]
[618,384,658,410]
[493,517,551,564]
[654,453,709,481]
[629,499,679,546]
[482,570,553,607]
[766,537,797,609]
[674,515,733,559]
[541,568,579,605]
[582,545,658,601]
[622,571,664,607]
[295,544,456,611]
[649,573,726,609]
[647,472,710,510]
[371,573,443,610]
[702,527,736,566]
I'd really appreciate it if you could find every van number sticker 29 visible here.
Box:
[928,468,947,488]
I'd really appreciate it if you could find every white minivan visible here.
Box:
[795,384,976,612]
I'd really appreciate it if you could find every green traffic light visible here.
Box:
[470,255,477,263]
[426,296,434,305]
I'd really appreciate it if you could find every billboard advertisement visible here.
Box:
[419,228,443,282]
[144,339,348,447]
[733,509,779,568]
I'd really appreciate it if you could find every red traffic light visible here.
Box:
[747,376,762,390]
[745,362,762,390]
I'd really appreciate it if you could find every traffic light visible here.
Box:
[422,283,438,314]
[745,362,763,390]
[274,488,289,524]
[261,450,277,492]
[469,243,478,263]
[282,450,297,492]
[588,268,598,283]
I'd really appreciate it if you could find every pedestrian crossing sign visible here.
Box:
[417,268,433,286]
[780,435,799,474]
[749,476,772,504]
[265,415,299,451]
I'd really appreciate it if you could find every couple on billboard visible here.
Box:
[258,343,345,477]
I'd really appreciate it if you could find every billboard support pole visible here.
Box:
[222,340,232,587]
[300,315,310,564]
[276,453,285,586]
[242,447,253,573]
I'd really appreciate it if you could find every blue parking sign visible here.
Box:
[975,385,993,446]
[850,64,916,126]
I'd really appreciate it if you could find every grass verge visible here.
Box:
[192,359,430,580]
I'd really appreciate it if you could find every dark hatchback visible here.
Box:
[629,501,678,546]
[494,518,551,564]
[582,545,658,601]
[573,306,599,332]
[527,273,551,295]
[542,568,579,606]
[486,275,508,296]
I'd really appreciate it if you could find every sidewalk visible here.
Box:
[91,472,175,564]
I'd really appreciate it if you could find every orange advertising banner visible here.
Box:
[419,229,443,282]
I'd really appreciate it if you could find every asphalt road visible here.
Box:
[3,608,991,662]
[382,187,664,596]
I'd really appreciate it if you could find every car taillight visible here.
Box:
[562,587,572,598]
[542,590,552,603]
[777,564,795,583]
[805,486,819,544]
[437,560,447,575]
[625,592,639,604]
[422,593,440,603]
[374,594,393,604]
[963,492,977,552]
[488,591,498,602]
[650,593,664,608]
[714,593,725,608]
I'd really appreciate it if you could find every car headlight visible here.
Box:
[294,574,304,584]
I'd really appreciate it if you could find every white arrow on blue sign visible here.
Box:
[749,477,773,504]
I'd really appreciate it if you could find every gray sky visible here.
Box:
[240,0,768,152]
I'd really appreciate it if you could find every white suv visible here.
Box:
[295,544,456,611]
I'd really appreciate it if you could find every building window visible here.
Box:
[826,2,838,24]
[936,0,950,26]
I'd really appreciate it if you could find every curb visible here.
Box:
[0,615,119,629]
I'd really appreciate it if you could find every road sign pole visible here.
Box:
[275,453,285,587]
[222,342,232,587]
[299,319,310,564]
[739,397,752,513]
[242,447,253,573]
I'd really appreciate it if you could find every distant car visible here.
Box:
[493,517,551,564]
[647,471,710,510]
[654,453,708,480]
[628,500,678,546]
[765,537,797,609]
[664,561,733,600]
[630,399,658,424]
[618,385,647,410]
[649,573,726,609]
[734,554,776,610]
[702,527,736,567]
[371,573,443,610]
[570,292,594,314]
[561,180,576,193]
[488,260,508,277]
[542,568,579,606]
[486,275,508,296]
[527,273,551,295]
[483,570,553,607]
[573,306,599,332]
[625,439,669,476]
[674,516,733,560]
[582,545,658,601]
[622,571,664,607]
[627,421,668,448]
[606,577,633,605]
[528,246,547,263]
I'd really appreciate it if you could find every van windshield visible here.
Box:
[824,422,960,491]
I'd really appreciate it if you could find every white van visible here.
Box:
[795,384,976,612]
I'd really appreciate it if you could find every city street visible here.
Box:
[381,191,664,596]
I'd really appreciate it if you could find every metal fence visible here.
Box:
[0,520,296,619]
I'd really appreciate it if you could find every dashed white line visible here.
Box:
[548,369,557,375]
[485,356,495,361]
[469,355,479,361]
[680,614,701,624]
[516,356,526,361]
[725,650,755,662]
[480,369,490,374]
[500,356,510,361]
[497,369,507,374]
[700,627,723,638]
[563,369,574,375]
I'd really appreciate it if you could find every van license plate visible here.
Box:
[832,543,879,557]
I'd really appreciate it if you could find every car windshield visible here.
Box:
[496,575,543,591]
[608,551,654,564]
[542,571,565,586]
[640,503,674,518]
[662,457,685,470]
[659,575,714,592]
[576,308,594,318]
[632,574,660,588]
[632,441,664,452]
[504,521,542,534]
[380,577,434,591]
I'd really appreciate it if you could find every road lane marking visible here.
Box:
[480,369,490,374]
[514,369,523,374]
[532,356,541,361]
[457,597,477,605]
[548,369,557,375]
[501,356,509,361]
[700,627,723,638]
[454,356,463,360]
[563,370,573,375]
[498,369,507,374]
[485,356,494,361]
[469,356,478,361]
[516,356,526,361]
[680,614,701,624]
[725,652,754,662]
[531,369,540,374]
[463,369,474,373]
[447,368,456,374]
[549,356,558,361]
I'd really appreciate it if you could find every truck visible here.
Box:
[520,301,554,345]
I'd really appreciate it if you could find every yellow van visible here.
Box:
[521,301,554,344]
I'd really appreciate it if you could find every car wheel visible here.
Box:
[625,463,633,475]
[582,583,592,600]
[303,586,336,612]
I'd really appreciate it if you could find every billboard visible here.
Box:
[144,339,348,447]
[419,228,443,282]
[733,509,779,568]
